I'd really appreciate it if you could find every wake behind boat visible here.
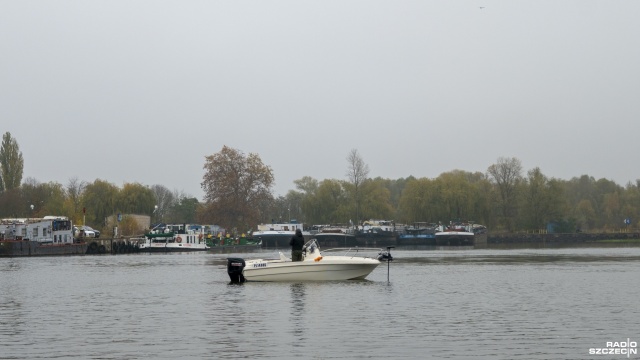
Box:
[227,239,392,282]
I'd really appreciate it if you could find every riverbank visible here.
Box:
[488,231,640,244]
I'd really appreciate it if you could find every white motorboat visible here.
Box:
[227,239,391,282]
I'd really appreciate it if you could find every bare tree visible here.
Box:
[0,132,24,191]
[67,177,87,217]
[346,149,369,225]
[487,156,523,231]
[150,184,175,223]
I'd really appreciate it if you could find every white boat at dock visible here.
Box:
[139,223,209,252]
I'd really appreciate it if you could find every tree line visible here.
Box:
[1,132,639,235]
[203,148,640,234]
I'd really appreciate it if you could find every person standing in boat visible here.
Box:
[289,228,305,262]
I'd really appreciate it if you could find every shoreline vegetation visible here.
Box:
[1,133,639,239]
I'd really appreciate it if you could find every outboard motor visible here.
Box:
[227,258,246,284]
[377,246,394,282]
[377,247,394,262]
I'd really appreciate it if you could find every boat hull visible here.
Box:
[207,244,262,253]
[0,240,88,257]
[354,232,397,247]
[435,231,475,246]
[397,234,436,246]
[139,244,208,252]
[243,258,380,282]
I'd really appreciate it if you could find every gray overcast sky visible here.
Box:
[2,1,639,200]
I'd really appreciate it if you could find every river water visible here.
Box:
[1,246,639,359]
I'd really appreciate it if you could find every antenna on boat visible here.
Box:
[377,246,394,282]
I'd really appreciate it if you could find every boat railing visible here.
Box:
[322,247,382,257]
[263,246,382,261]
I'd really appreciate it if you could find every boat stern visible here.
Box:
[227,258,246,283]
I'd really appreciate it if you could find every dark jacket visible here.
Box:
[289,229,305,250]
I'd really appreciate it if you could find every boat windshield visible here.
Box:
[303,239,321,258]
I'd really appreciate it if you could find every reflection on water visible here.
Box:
[487,241,640,250]
[396,246,640,266]
[397,241,640,252]
[1,247,639,359]
[289,283,306,344]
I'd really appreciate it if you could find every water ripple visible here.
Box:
[1,248,639,359]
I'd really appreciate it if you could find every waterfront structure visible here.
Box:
[0,216,87,256]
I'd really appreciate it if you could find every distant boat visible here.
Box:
[206,234,262,253]
[252,221,311,248]
[397,222,437,246]
[435,221,486,246]
[310,225,357,248]
[139,223,209,252]
[0,216,88,256]
[355,219,398,247]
